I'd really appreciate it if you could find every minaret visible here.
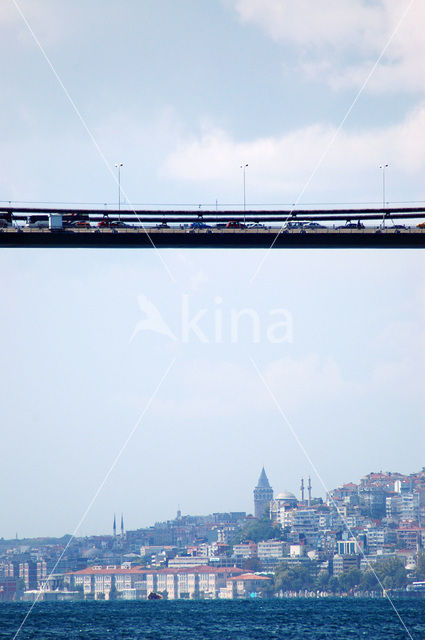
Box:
[121,513,124,538]
[253,467,273,519]
[308,477,312,506]
[300,478,305,503]
[113,514,117,537]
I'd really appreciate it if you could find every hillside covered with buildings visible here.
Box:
[2,467,425,601]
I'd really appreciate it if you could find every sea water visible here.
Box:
[1,599,424,640]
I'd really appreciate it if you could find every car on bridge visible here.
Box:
[0,213,13,228]
[110,221,131,228]
[302,222,326,229]
[97,219,129,228]
[336,221,365,229]
[190,221,210,229]
[283,221,305,230]
[68,220,91,229]
[247,222,267,229]
[226,221,246,229]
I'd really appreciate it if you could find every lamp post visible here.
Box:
[379,163,389,228]
[240,163,248,222]
[115,162,123,220]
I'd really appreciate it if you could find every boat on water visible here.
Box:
[147,592,163,600]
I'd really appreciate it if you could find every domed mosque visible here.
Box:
[269,478,312,522]
[275,491,298,504]
[269,490,298,521]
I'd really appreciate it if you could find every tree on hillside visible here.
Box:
[274,561,316,592]
[375,557,407,590]
[15,578,26,600]
[328,576,339,593]
[315,572,330,591]
[242,557,262,572]
[230,518,283,545]
[258,580,275,599]
[413,553,425,581]
[360,570,378,591]
[338,569,362,592]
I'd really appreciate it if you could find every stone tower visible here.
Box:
[254,467,273,518]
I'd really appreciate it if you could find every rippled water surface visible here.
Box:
[1,599,424,640]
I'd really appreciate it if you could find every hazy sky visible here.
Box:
[0,1,424,539]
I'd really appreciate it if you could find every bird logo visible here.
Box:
[130,294,177,343]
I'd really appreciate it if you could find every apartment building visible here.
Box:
[233,542,257,559]
[337,539,364,555]
[66,565,244,600]
[332,554,360,576]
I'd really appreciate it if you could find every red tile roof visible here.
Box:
[155,566,244,575]
[66,565,244,577]
[66,567,148,576]
[228,573,271,581]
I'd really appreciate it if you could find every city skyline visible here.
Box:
[1,1,424,540]
[3,462,425,603]
[3,464,425,542]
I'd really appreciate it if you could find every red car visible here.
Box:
[226,221,246,229]
[71,220,91,229]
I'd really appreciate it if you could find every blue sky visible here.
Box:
[0,0,424,538]
[2,0,425,207]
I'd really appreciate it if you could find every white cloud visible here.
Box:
[229,0,425,93]
[263,354,349,409]
[0,4,19,25]
[165,106,425,197]
[372,318,425,397]
[149,355,350,420]
[232,0,383,49]
[1,1,73,46]
[148,346,422,423]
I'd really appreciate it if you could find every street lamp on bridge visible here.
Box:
[240,163,248,222]
[115,162,124,219]
[379,163,389,227]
